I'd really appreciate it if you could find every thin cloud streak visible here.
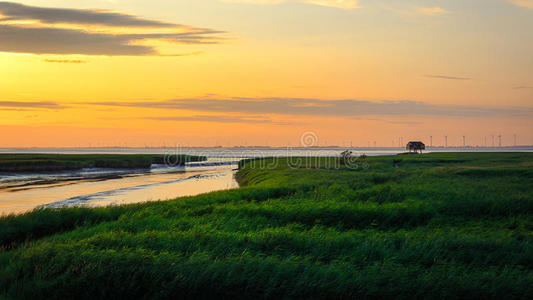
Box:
[416,7,450,16]
[0,25,222,56]
[146,115,287,124]
[86,97,533,118]
[222,0,360,10]
[425,74,471,81]
[0,25,153,55]
[0,101,65,109]
[43,59,86,63]
[386,120,424,125]
[0,2,177,27]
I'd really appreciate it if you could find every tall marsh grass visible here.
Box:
[1,152,532,299]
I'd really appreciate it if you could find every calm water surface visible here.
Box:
[1,147,532,215]
[0,167,237,215]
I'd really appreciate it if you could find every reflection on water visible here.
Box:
[0,168,237,215]
[47,170,237,209]
[2,146,533,215]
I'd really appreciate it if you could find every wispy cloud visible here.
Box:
[381,4,451,18]
[0,108,31,111]
[222,0,359,10]
[85,97,533,118]
[509,0,533,9]
[0,2,224,56]
[0,25,153,55]
[44,59,86,63]
[386,120,424,125]
[351,117,424,125]
[146,115,286,124]
[513,86,533,89]
[0,101,65,109]
[416,7,450,16]
[0,2,176,27]
[425,74,471,81]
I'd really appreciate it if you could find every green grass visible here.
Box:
[0,152,532,299]
[0,154,206,172]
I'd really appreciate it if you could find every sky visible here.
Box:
[0,0,532,147]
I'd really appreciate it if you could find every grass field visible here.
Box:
[0,152,532,299]
[0,154,206,172]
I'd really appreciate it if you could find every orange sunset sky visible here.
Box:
[1,0,532,147]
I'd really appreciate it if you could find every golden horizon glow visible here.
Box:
[1,0,532,147]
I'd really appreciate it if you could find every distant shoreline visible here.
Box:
[2,146,533,150]
[0,154,206,173]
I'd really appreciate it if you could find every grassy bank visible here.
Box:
[1,153,532,298]
[0,154,206,172]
